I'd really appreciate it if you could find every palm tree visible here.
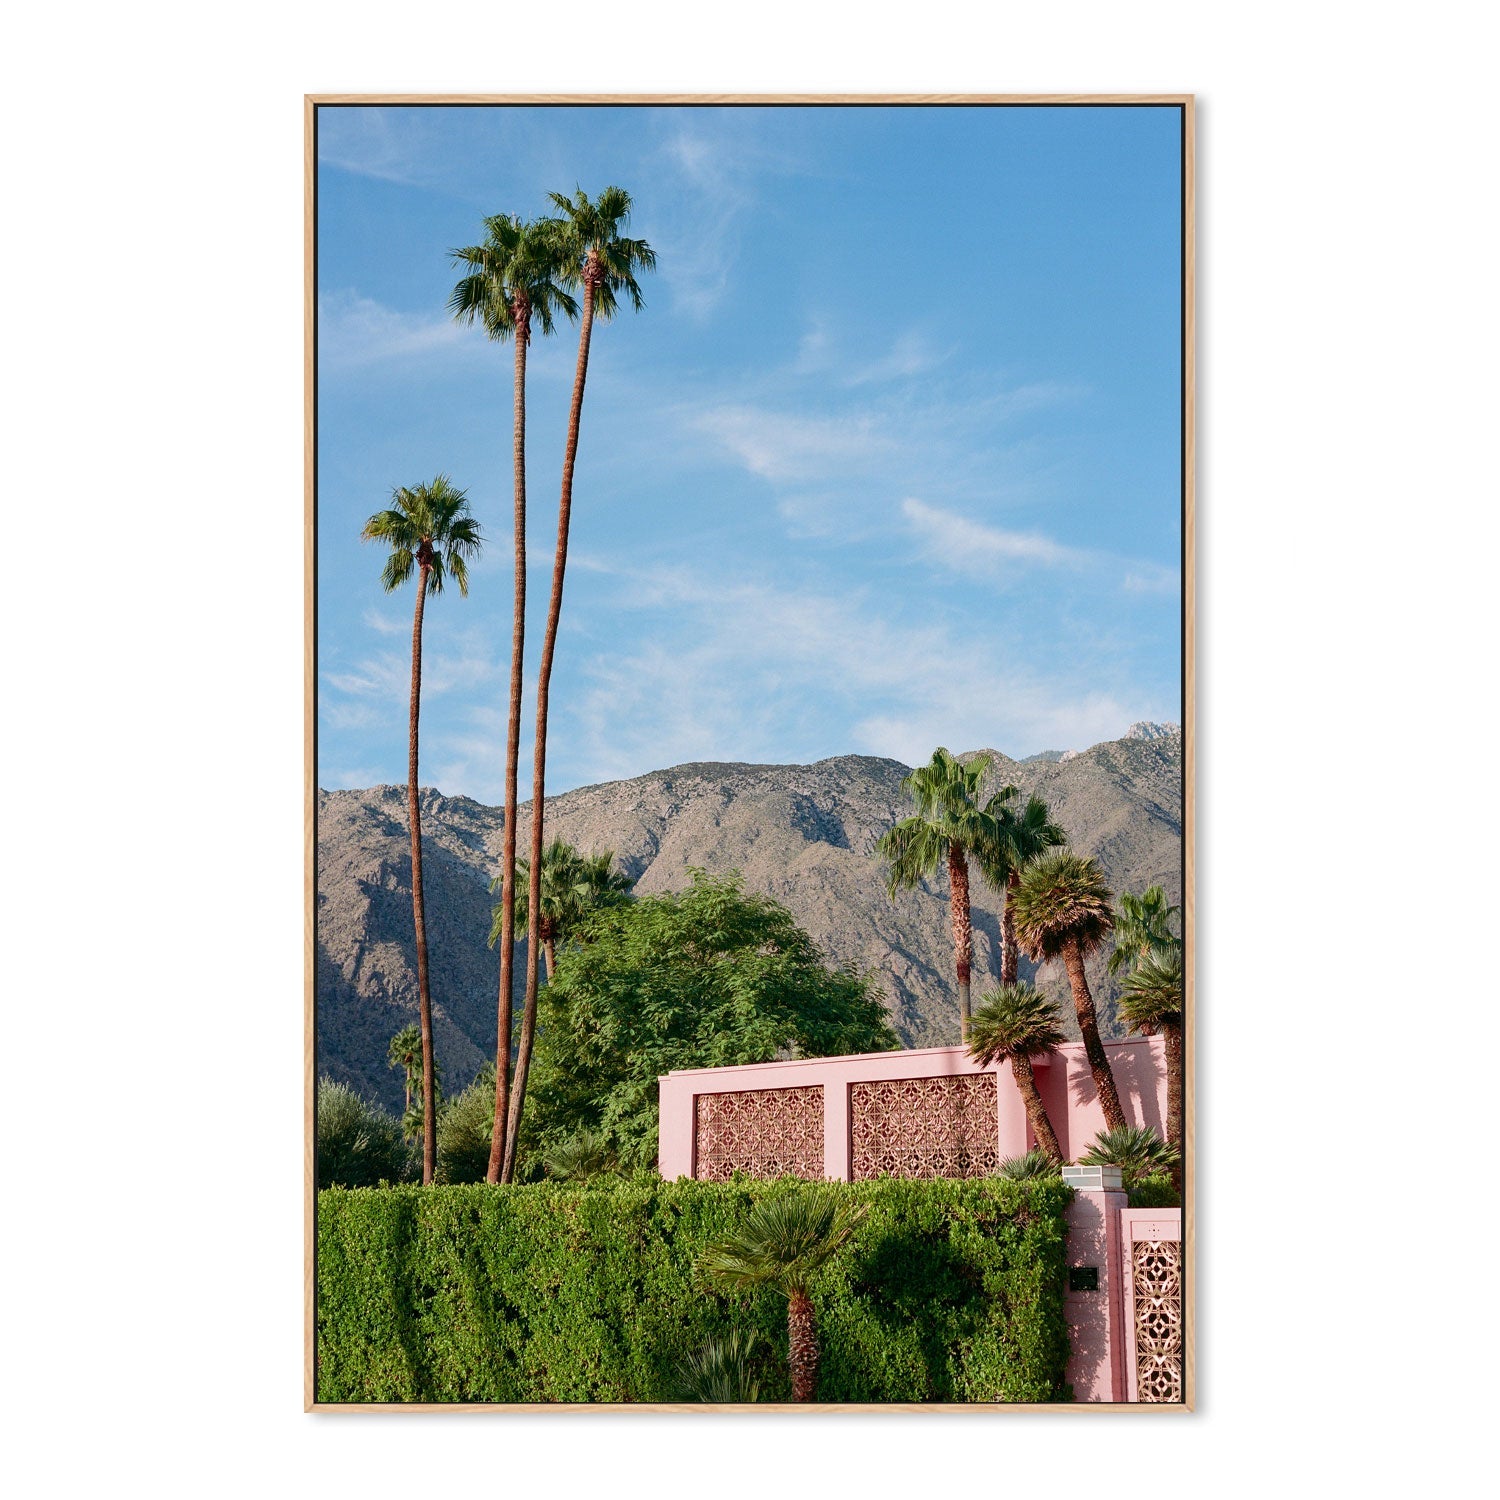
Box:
[1079,1124,1180,1192]
[700,1191,866,1403]
[876,748,1010,1041]
[488,839,634,981]
[502,186,655,1183]
[1118,948,1185,1189]
[967,984,1068,1163]
[449,216,576,1185]
[1012,850,1127,1132]
[360,476,481,1183]
[1107,885,1183,976]
[387,1024,440,1144]
[673,1332,766,1404]
[994,793,1067,985]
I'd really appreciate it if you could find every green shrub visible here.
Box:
[316,1175,1073,1403]
[1127,1174,1181,1208]
[435,1078,495,1184]
[673,1330,768,1402]
[996,1148,1062,1180]
[316,1078,414,1189]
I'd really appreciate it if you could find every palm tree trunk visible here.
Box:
[947,844,973,1041]
[543,936,556,984]
[1162,1017,1184,1192]
[1001,870,1020,985]
[1010,1053,1063,1162]
[787,1289,819,1402]
[502,268,598,1183]
[407,566,437,1184]
[487,306,530,1185]
[1062,937,1126,1131]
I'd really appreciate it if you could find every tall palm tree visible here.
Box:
[1012,850,1127,1132]
[487,838,635,982]
[701,1191,866,1403]
[502,186,655,1183]
[360,476,481,1183]
[1107,885,1183,976]
[876,748,1010,1041]
[994,793,1067,985]
[449,216,576,1185]
[967,984,1068,1163]
[1117,949,1185,1189]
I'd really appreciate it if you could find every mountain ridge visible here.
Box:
[316,729,1184,1112]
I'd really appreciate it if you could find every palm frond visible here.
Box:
[1012,851,1115,961]
[700,1189,866,1297]
[967,984,1067,1066]
[996,1147,1063,1181]
[1079,1124,1180,1189]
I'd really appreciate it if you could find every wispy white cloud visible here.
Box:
[902,496,1180,598]
[692,404,893,485]
[562,562,1153,783]
[318,290,471,370]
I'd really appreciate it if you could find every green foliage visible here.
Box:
[1127,1175,1181,1208]
[387,1025,442,1144]
[435,1076,494,1185]
[876,747,1013,897]
[360,475,482,597]
[542,1128,618,1183]
[967,985,1068,1066]
[448,212,578,341]
[673,1331,768,1403]
[316,1175,1073,1404]
[1013,851,1116,962]
[1079,1126,1181,1191]
[489,838,634,950]
[316,1078,414,1189]
[521,871,897,1172]
[997,1148,1063,1181]
[1117,949,1184,1035]
[701,1189,866,1297]
[1108,886,1183,976]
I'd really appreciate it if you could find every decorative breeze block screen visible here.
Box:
[850,1074,999,1180]
[694,1086,825,1180]
[1131,1240,1184,1402]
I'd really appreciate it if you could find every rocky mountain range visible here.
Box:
[316,729,1184,1112]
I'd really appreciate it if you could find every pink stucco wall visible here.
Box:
[658,1035,1167,1181]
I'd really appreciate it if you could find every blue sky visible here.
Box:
[317,104,1182,801]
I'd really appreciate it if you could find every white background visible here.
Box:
[6,2,1494,1492]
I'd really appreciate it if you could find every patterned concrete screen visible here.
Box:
[1120,1208,1185,1403]
[850,1073,999,1180]
[693,1085,825,1180]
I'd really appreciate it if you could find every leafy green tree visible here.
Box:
[993,793,1067,985]
[450,213,576,1187]
[701,1189,867,1402]
[1079,1124,1180,1191]
[966,984,1068,1163]
[361,476,481,1183]
[435,1064,496,1184]
[504,187,656,1184]
[876,748,1012,1041]
[489,838,635,982]
[1107,885,1183,976]
[315,1078,413,1188]
[1013,850,1127,1132]
[1117,948,1185,1189]
[523,870,896,1171]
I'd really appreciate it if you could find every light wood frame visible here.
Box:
[304,92,1195,1413]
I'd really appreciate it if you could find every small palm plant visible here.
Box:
[997,1147,1063,1181]
[967,984,1068,1163]
[1013,850,1127,1132]
[1118,948,1185,1189]
[672,1331,766,1403]
[542,1128,617,1183]
[700,1190,866,1402]
[1079,1125,1181,1191]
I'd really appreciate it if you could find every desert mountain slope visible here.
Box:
[316,730,1183,1112]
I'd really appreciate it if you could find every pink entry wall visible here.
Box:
[658,1036,1167,1181]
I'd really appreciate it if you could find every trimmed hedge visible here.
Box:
[317,1175,1074,1404]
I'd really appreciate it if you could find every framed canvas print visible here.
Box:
[306,93,1194,1410]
